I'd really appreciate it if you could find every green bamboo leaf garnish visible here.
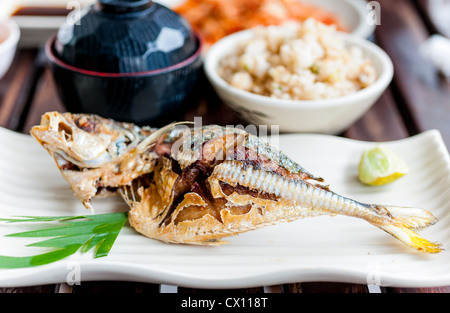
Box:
[0,212,128,269]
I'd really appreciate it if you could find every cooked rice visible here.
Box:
[218,19,377,101]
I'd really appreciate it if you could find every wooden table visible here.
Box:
[0,0,449,294]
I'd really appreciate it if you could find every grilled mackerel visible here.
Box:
[31,112,441,253]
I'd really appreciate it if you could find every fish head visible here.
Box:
[30,111,148,169]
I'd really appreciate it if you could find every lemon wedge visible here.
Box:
[358,144,409,186]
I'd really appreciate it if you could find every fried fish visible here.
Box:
[31,112,441,253]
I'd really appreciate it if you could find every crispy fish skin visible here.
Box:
[31,113,442,253]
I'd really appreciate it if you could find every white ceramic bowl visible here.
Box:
[204,29,393,134]
[0,19,20,80]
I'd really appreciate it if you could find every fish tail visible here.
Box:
[377,223,442,253]
[373,205,442,253]
[382,205,438,230]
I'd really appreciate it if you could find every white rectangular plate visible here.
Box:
[0,128,449,288]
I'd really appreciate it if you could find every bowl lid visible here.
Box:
[54,0,198,73]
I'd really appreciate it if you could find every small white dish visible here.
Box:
[0,128,449,288]
[0,19,20,79]
[204,29,393,134]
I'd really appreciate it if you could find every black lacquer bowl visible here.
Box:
[46,0,203,125]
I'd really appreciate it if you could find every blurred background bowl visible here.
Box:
[171,0,374,39]
[204,28,393,134]
[0,19,20,80]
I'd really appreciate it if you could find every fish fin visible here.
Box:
[382,205,438,230]
[135,121,194,153]
[377,223,442,254]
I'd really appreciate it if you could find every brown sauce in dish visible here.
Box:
[12,7,72,16]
